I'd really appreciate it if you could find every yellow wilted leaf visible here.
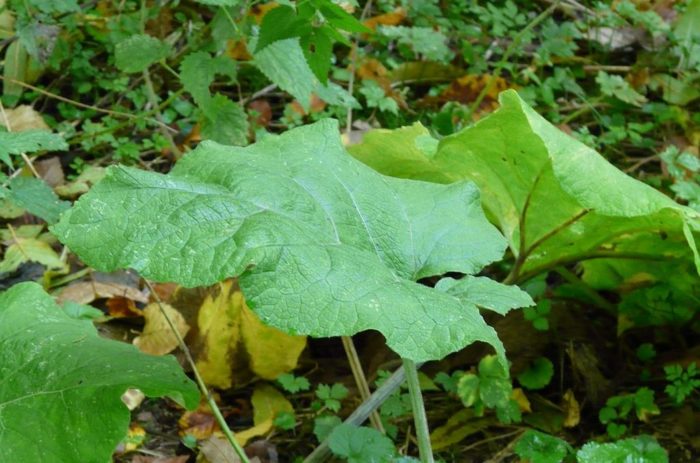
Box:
[235,383,293,446]
[193,280,306,389]
[0,236,65,273]
[133,303,190,355]
[0,105,49,131]
[363,8,406,30]
[562,389,581,428]
[512,388,532,413]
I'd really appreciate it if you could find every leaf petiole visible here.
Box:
[403,358,435,463]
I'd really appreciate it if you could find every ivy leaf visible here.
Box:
[436,276,534,315]
[350,90,700,282]
[577,435,668,463]
[328,424,395,463]
[53,119,510,363]
[114,35,171,73]
[0,283,199,462]
[0,129,67,167]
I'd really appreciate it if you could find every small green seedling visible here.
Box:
[599,388,659,438]
[665,363,700,405]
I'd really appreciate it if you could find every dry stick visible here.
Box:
[304,362,421,463]
[0,99,41,178]
[340,336,385,433]
[0,76,174,132]
[142,69,183,158]
[143,280,251,463]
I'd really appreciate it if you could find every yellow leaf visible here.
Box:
[0,105,49,131]
[133,303,190,355]
[512,388,532,413]
[121,423,146,453]
[192,280,306,389]
[0,236,65,273]
[235,383,293,446]
[562,389,581,428]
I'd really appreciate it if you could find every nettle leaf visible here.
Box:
[0,283,199,462]
[0,129,68,167]
[255,5,311,53]
[254,38,356,111]
[1,176,69,224]
[54,119,511,363]
[200,94,249,146]
[179,51,237,106]
[350,90,700,283]
[115,34,171,73]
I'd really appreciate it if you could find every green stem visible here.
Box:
[402,358,434,463]
[144,281,250,463]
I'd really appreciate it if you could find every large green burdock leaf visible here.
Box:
[54,119,530,363]
[350,90,700,283]
[0,283,199,462]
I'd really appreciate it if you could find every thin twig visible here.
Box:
[143,280,250,463]
[0,76,173,132]
[142,70,183,158]
[0,99,41,178]
[304,363,421,463]
[340,336,385,433]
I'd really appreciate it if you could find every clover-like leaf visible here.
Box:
[54,119,510,363]
[350,90,700,283]
[0,282,199,462]
[328,424,395,463]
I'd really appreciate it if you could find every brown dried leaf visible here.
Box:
[133,303,190,356]
[199,436,262,463]
[0,105,49,131]
[57,281,148,305]
[363,8,406,30]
